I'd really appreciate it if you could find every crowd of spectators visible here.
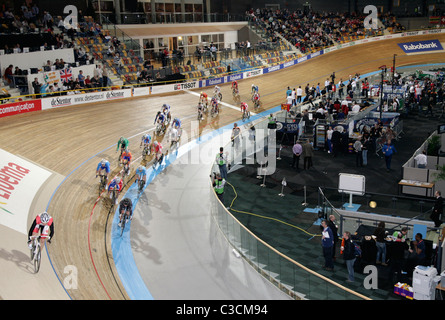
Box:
[379,12,406,32]
[246,7,389,54]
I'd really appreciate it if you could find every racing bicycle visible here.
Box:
[29,234,49,273]
[98,174,107,195]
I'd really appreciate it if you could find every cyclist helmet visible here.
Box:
[120,136,124,141]
[138,165,145,171]
[40,212,50,224]
[115,177,121,183]
[101,159,106,165]
[121,197,132,207]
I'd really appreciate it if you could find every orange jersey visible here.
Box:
[121,151,132,162]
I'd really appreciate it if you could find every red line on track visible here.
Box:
[88,190,113,300]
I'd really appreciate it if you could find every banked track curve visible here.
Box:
[1,32,444,300]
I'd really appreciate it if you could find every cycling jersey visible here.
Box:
[156,113,165,123]
[119,201,133,217]
[170,128,179,141]
[117,138,129,151]
[232,81,238,88]
[162,104,171,113]
[253,93,260,101]
[136,167,147,178]
[28,214,54,239]
[108,179,123,192]
[142,135,151,145]
[173,119,181,128]
[121,151,132,162]
[96,161,110,173]
[241,103,248,111]
[154,144,163,154]
[200,93,208,100]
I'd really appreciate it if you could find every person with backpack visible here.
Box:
[341,231,357,282]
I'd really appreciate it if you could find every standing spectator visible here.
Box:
[286,86,292,100]
[212,173,226,203]
[341,231,356,282]
[77,70,85,87]
[326,126,333,153]
[331,128,342,157]
[113,53,122,74]
[102,66,109,87]
[387,232,409,283]
[215,147,228,180]
[32,78,42,97]
[231,123,241,148]
[291,88,296,106]
[414,150,427,168]
[353,136,363,167]
[430,190,443,228]
[321,219,334,271]
[328,215,339,262]
[302,139,314,170]
[382,139,396,172]
[373,221,387,266]
[291,140,302,171]
[362,135,371,166]
[296,86,303,103]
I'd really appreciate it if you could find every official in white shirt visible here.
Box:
[414,150,427,168]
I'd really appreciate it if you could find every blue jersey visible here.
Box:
[108,179,122,191]
[96,161,110,173]
[156,113,165,122]
[142,135,151,144]
[173,119,181,128]
[162,104,171,113]
[136,167,147,178]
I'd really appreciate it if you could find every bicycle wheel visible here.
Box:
[120,217,126,237]
[33,244,41,273]
[99,177,105,195]
[111,189,117,206]
[30,240,35,260]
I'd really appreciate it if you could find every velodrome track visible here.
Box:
[0,32,444,300]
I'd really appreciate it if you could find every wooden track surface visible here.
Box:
[1,33,444,300]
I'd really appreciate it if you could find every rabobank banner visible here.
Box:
[206,77,224,87]
[398,39,444,54]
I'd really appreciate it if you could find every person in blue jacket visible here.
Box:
[382,139,396,172]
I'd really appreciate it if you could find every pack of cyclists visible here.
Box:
[86,81,261,231]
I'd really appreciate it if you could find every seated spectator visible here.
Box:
[84,75,92,88]
[3,64,14,84]
[107,45,115,57]
[90,74,102,88]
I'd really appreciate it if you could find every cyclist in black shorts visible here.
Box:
[118,198,133,227]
